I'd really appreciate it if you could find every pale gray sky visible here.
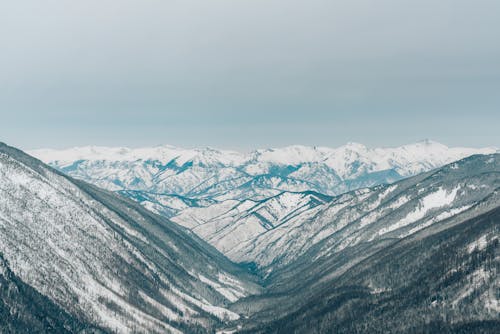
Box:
[1,0,499,150]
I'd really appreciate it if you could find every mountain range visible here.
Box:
[29,140,497,215]
[30,141,499,267]
[0,141,497,333]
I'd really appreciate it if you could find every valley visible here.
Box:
[0,142,498,333]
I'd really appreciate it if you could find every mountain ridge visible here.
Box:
[28,141,498,207]
[0,142,261,333]
[28,140,498,170]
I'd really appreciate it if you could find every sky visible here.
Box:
[1,0,499,150]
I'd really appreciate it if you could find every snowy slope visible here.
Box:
[0,143,260,333]
[227,154,500,333]
[29,141,498,203]
[0,254,98,333]
[175,154,500,272]
[236,204,500,333]
[172,191,332,255]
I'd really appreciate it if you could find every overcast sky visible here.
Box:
[1,0,499,150]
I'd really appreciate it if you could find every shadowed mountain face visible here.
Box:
[0,142,498,333]
[0,143,260,333]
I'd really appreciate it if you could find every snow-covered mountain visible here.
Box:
[237,204,500,333]
[0,253,97,332]
[174,154,500,272]
[172,191,333,256]
[230,154,500,333]
[29,141,498,205]
[0,143,260,333]
[1,143,498,333]
[29,141,499,274]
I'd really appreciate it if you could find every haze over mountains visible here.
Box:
[0,141,498,333]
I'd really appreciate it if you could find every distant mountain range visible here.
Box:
[29,140,497,215]
[0,142,497,333]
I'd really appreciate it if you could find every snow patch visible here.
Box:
[378,187,460,236]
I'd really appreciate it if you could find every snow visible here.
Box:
[29,145,246,166]
[169,286,240,321]
[198,274,246,303]
[217,330,238,334]
[0,149,251,333]
[452,268,494,308]
[138,291,182,322]
[253,145,325,165]
[403,205,472,237]
[467,233,497,253]
[20,143,499,283]
[4,138,497,333]
[378,187,460,236]
[28,141,498,202]
[422,187,460,208]
[172,191,333,264]
[483,290,500,313]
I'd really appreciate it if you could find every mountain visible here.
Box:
[172,191,333,256]
[116,191,217,219]
[237,206,500,333]
[228,154,500,333]
[0,143,260,333]
[29,141,498,207]
[2,142,498,333]
[173,155,499,274]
